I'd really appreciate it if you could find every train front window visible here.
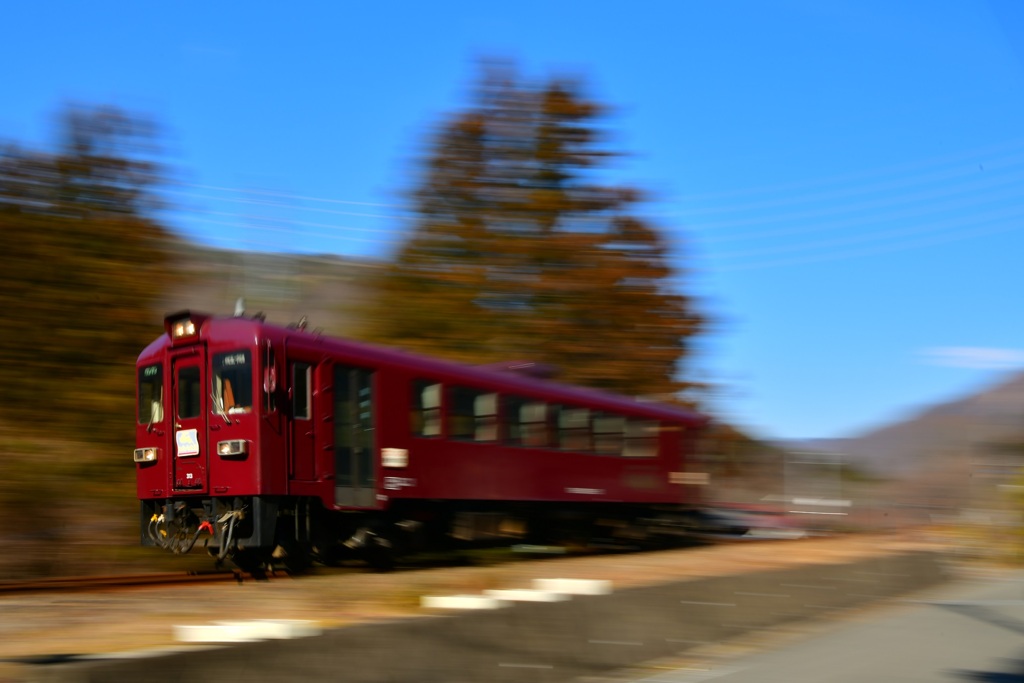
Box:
[177,367,202,419]
[212,351,253,415]
[137,364,163,425]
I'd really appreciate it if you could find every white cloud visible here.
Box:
[922,347,1024,370]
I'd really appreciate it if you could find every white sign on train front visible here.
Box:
[176,429,200,457]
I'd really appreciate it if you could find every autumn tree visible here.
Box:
[360,65,702,400]
[0,105,177,445]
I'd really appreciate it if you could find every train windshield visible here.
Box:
[212,350,253,416]
[137,364,164,425]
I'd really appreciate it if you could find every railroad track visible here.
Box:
[0,548,559,596]
[0,533,815,597]
[0,569,286,594]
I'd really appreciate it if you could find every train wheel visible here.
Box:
[273,541,312,573]
[363,528,399,572]
[231,549,268,578]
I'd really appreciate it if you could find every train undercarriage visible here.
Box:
[140,496,726,573]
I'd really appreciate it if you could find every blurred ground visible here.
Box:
[0,532,946,682]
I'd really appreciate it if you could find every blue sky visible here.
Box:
[4,1,1024,440]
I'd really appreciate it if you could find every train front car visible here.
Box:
[135,311,285,570]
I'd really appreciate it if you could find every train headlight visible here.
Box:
[217,439,249,457]
[171,319,196,339]
[164,311,209,345]
[133,447,160,463]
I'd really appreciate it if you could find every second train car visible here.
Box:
[135,308,710,571]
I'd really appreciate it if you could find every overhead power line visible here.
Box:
[179,182,407,209]
[7,135,1013,271]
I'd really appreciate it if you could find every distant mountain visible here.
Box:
[780,371,1024,480]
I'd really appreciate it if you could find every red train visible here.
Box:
[135,308,710,571]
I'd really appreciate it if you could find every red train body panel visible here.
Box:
[135,310,709,569]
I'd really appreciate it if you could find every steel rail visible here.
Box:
[0,570,285,594]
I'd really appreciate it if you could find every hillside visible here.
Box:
[160,243,381,335]
[799,373,1024,477]
[775,371,1024,516]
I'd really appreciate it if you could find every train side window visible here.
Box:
[559,407,591,452]
[263,344,277,413]
[412,381,441,437]
[593,414,625,455]
[505,396,547,446]
[444,388,498,442]
[624,420,659,458]
[521,401,549,447]
[474,393,498,442]
[447,386,477,441]
[138,364,164,425]
[292,362,312,420]
[504,396,525,445]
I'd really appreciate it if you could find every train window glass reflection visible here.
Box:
[624,420,659,458]
[559,407,591,452]
[212,351,252,414]
[138,364,163,424]
[593,414,625,455]
[412,381,441,437]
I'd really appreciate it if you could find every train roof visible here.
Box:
[140,311,707,426]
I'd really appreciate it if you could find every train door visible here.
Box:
[333,364,376,507]
[170,351,208,493]
[289,359,316,481]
